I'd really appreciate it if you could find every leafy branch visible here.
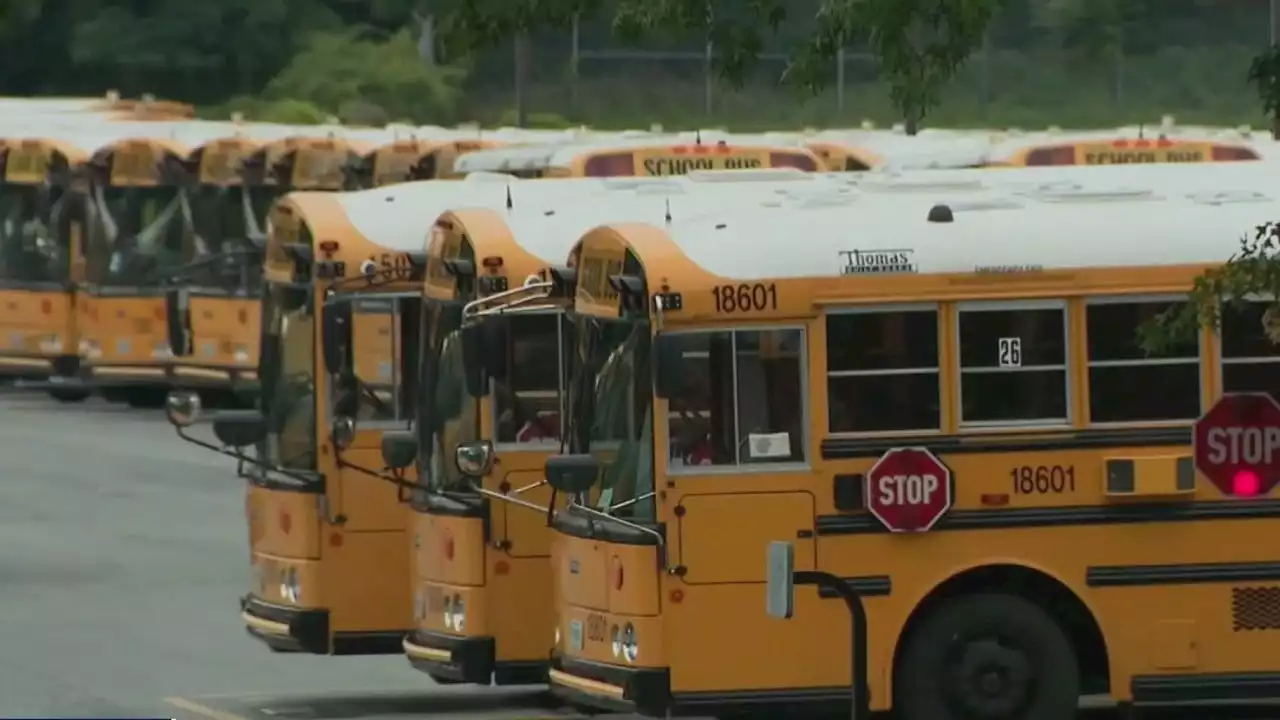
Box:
[1139,221,1280,354]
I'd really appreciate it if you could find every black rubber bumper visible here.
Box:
[239,594,405,656]
[548,653,671,716]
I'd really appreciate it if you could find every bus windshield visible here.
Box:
[259,282,317,473]
[186,185,280,290]
[85,185,188,287]
[419,303,476,493]
[0,183,67,284]
[572,316,653,520]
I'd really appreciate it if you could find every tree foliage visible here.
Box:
[261,29,465,124]
[1140,223,1280,354]
[435,0,1002,132]
[0,0,1273,129]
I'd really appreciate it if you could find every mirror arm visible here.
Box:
[509,478,546,496]
[173,426,318,487]
[608,491,657,512]
[324,268,416,300]
[163,248,257,283]
[564,502,665,547]
[334,451,421,491]
[466,480,550,514]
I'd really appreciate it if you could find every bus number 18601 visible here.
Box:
[1010,465,1076,495]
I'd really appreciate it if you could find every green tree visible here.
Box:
[261,29,466,124]
[433,0,1003,133]
[1248,44,1280,140]
[1140,223,1280,355]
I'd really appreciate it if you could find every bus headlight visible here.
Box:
[451,594,465,632]
[610,625,621,659]
[233,345,250,363]
[554,625,561,647]
[280,567,300,603]
[455,440,496,477]
[621,623,638,663]
[39,335,62,353]
[152,341,172,359]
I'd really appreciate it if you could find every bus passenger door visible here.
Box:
[663,328,825,694]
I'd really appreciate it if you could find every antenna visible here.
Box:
[695,129,702,145]
[664,198,672,224]
[1137,123,1145,140]
[505,184,513,210]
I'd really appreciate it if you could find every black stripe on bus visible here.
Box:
[814,499,1280,536]
[817,575,891,599]
[1087,561,1280,587]
[821,426,1189,461]
[1132,672,1280,704]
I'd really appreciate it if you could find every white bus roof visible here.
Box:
[324,168,853,255]
[645,163,1279,281]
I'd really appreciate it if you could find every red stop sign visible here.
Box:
[865,447,953,532]
[1194,392,1280,496]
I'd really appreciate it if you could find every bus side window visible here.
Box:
[1086,298,1200,423]
[666,328,807,470]
[959,301,1069,426]
[826,306,940,434]
[1220,300,1280,402]
[494,313,563,445]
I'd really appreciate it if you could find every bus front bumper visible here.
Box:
[84,363,169,387]
[240,594,329,654]
[0,354,53,378]
[170,364,258,390]
[403,630,546,685]
[239,594,407,656]
[548,653,670,716]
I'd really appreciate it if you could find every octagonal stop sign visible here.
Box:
[865,447,953,532]
[1194,392,1280,497]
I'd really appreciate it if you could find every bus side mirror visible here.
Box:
[544,454,599,495]
[381,430,418,470]
[321,300,351,375]
[652,333,684,399]
[164,286,191,357]
[212,411,267,448]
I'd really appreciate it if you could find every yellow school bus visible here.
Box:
[163,186,428,654]
[380,169,862,686]
[452,137,822,178]
[163,177,593,656]
[78,134,202,407]
[345,138,502,188]
[0,135,91,398]
[166,134,275,401]
[987,133,1262,166]
[540,165,1280,718]
[801,131,991,171]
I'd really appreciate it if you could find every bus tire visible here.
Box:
[894,592,1078,720]
[49,388,91,403]
[426,672,465,685]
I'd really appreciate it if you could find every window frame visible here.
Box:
[491,308,570,451]
[661,322,811,477]
[823,302,944,438]
[1215,293,1280,399]
[326,291,420,430]
[954,298,1072,430]
[1084,293,1203,427]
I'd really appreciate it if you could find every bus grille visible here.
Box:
[1232,587,1280,631]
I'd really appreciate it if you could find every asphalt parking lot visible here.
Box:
[0,390,573,720]
[0,388,1276,720]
